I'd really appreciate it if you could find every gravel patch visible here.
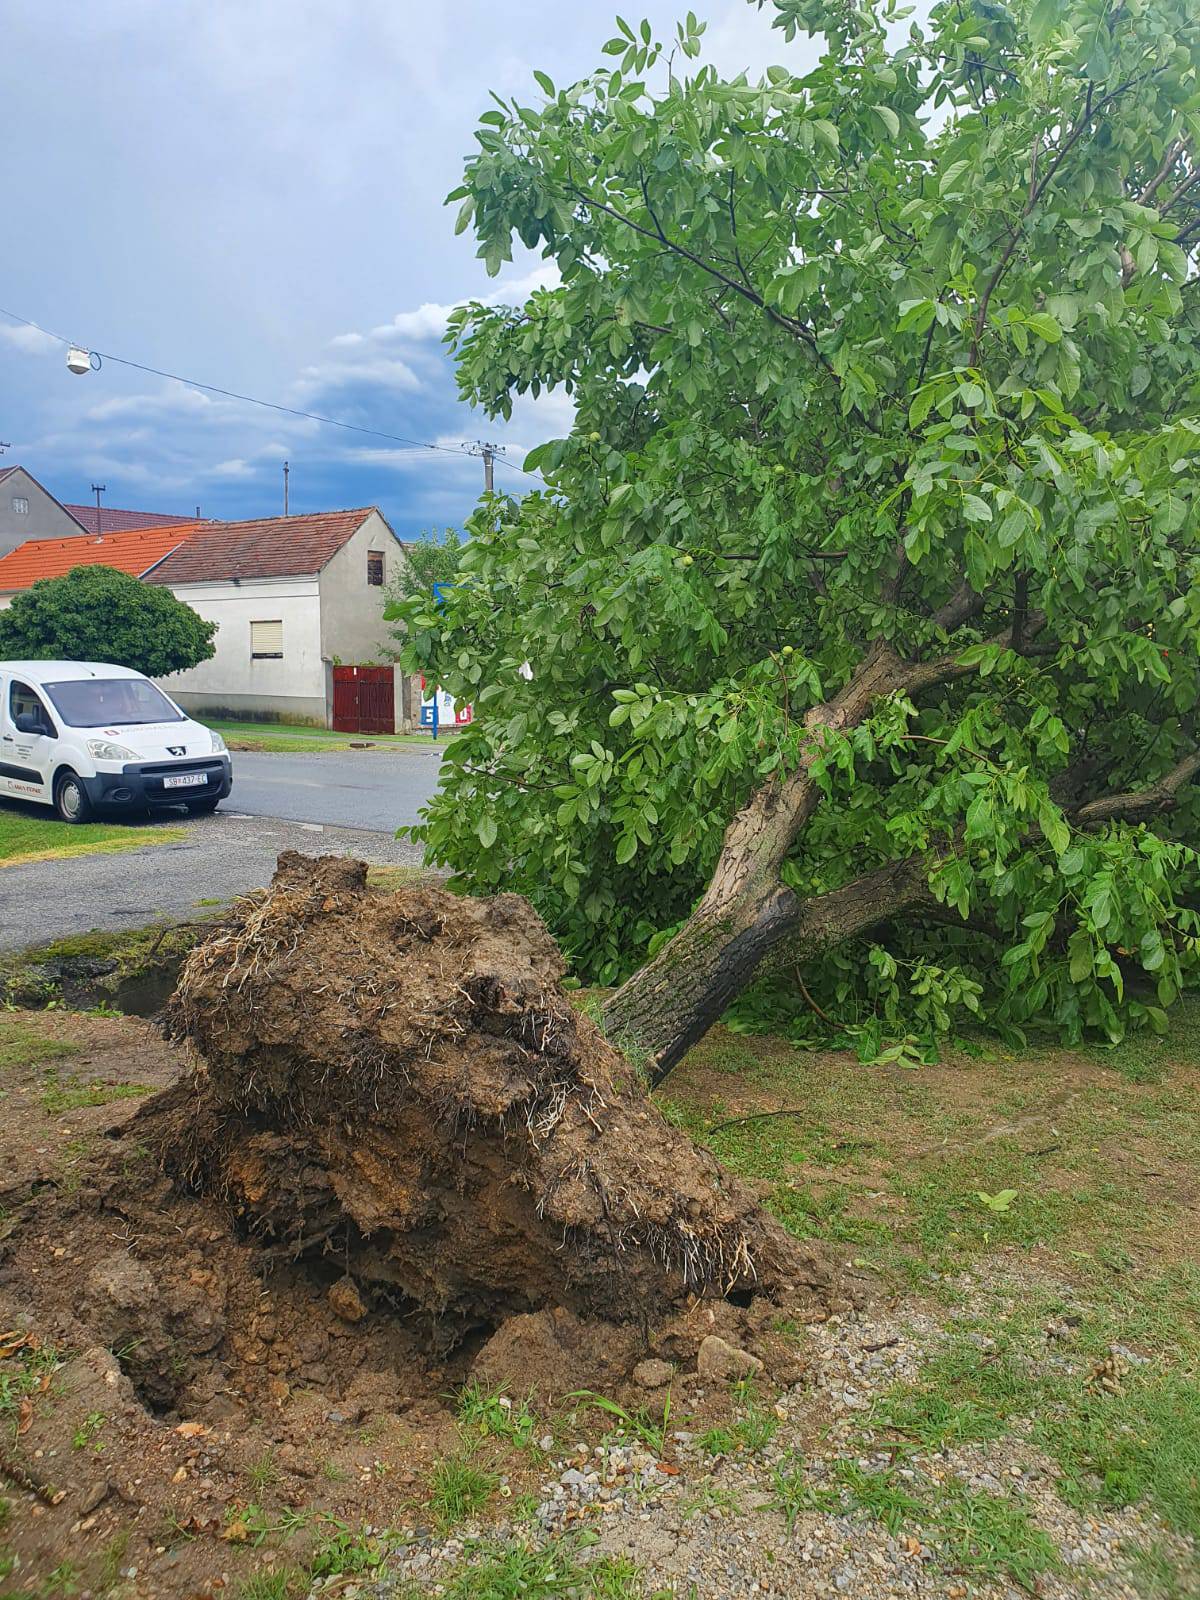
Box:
[331,1267,1195,1599]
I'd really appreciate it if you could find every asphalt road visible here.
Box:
[0,812,427,952]
[0,749,447,952]
[229,748,444,832]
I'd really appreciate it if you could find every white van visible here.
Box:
[0,660,232,823]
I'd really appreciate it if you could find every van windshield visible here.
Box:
[43,678,185,728]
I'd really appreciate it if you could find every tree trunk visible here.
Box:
[603,851,936,1084]
[601,640,926,1078]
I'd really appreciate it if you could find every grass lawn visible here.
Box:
[209,719,449,754]
[655,1001,1200,1585]
[0,806,186,868]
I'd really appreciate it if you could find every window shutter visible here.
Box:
[250,619,284,658]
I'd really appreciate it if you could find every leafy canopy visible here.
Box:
[397,0,1200,1049]
[0,566,217,679]
[387,528,464,605]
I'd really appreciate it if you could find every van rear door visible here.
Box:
[0,676,55,805]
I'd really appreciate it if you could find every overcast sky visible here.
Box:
[0,0,824,535]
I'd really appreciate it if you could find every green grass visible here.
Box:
[770,1453,1056,1586]
[0,1016,78,1072]
[405,1535,669,1599]
[235,1572,305,1600]
[1128,1540,1200,1599]
[665,1013,1200,1290]
[771,1456,844,1530]
[245,1447,279,1491]
[456,1382,541,1451]
[0,1341,63,1440]
[41,1077,152,1115]
[0,808,186,868]
[306,1525,390,1580]
[428,1455,500,1529]
[96,1530,129,1595]
[569,1391,672,1457]
[864,1265,1200,1543]
[927,1479,1059,1589]
[209,719,444,753]
[1,920,214,1010]
[833,1460,926,1534]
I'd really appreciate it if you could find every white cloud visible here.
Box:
[0,323,61,356]
[209,457,256,479]
[341,444,479,472]
[86,385,218,422]
[370,302,456,342]
[292,356,421,398]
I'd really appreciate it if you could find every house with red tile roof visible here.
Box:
[63,503,199,536]
[144,508,405,725]
[0,462,200,555]
[0,523,201,595]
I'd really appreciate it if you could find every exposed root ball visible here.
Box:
[146,853,825,1340]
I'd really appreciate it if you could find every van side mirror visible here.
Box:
[14,711,50,736]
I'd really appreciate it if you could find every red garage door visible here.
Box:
[332,665,395,734]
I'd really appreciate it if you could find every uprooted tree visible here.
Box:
[397,0,1200,1080]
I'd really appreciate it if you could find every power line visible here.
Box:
[0,304,539,480]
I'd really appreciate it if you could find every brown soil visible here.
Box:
[0,857,844,1597]
[154,852,829,1336]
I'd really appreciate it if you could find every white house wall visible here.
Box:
[317,511,403,666]
[157,576,326,723]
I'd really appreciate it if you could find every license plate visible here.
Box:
[163,774,205,790]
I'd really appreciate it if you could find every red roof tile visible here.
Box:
[0,523,202,591]
[64,504,200,535]
[146,508,383,584]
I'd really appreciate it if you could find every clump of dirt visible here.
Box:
[144,852,829,1349]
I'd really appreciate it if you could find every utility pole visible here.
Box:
[464,440,502,493]
[91,482,106,537]
[283,460,290,516]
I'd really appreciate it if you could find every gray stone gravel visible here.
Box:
[0,811,425,951]
[327,1264,1196,1599]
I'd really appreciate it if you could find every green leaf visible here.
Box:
[908,386,937,429]
[1029,0,1061,44]
[1038,799,1070,856]
[1139,929,1166,972]
[1069,931,1095,984]
[871,105,900,139]
[476,815,498,849]
[533,69,555,96]
[1026,312,1063,344]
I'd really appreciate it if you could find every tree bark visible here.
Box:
[603,850,938,1084]
[599,632,959,1079]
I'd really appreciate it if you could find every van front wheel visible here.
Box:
[54,771,93,825]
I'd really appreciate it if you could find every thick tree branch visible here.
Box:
[932,579,987,631]
[1073,748,1200,827]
